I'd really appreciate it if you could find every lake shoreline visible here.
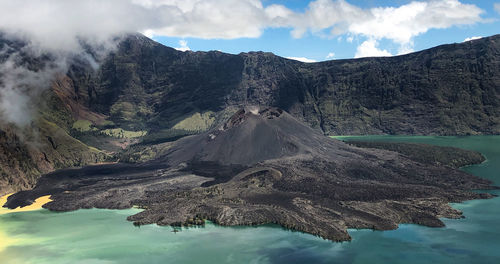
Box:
[3,136,498,242]
[0,193,52,215]
[1,136,500,263]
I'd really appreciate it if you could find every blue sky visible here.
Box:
[151,0,500,61]
[0,0,497,126]
[0,0,498,61]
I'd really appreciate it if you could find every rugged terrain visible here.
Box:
[0,36,109,195]
[5,108,495,241]
[70,33,500,137]
[0,32,499,198]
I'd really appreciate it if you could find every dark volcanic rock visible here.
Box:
[5,108,496,241]
[158,107,346,166]
[1,33,500,194]
[69,34,500,136]
[346,141,486,168]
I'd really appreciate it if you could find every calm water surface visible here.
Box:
[1,136,499,264]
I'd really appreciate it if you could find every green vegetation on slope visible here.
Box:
[64,33,500,136]
[0,118,109,195]
[172,111,216,132]
[72,120,95,132]
[101,128,147,138]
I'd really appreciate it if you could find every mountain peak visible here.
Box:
[222,107,283,130]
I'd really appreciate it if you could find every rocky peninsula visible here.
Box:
[4,107,496,241]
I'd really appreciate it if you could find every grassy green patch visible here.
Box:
[119,142,174,163]
[72,120,96,132]
[102,128,147,138]
[172,112,215,132]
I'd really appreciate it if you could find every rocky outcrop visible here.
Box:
[0,36,110,195]
[5,108,495,241]
[346,141,486,168]
[69,34,500,136]
[0,33,499,196]
[0,119,108,196]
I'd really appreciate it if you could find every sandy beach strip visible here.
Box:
[0,193,52,215]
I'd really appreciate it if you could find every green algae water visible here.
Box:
[1,136,499,264]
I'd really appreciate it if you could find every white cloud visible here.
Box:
[0,0,145,53]
[291,0,483,57]
[0,0,295,53]
[289,0,367,38]
[397,44,414,55]
[129,0,485,52]
[0,46,67,127]
[143,29,156,39]
[0,0,485,54]
[326,52,335,59]
[355,39,392,58]
[495,3,500,14]
[463,36,483,42]
[0,0,295,127]
[347,1,483,45]
[285,57,317,63]
[175,40,191,51]
[134,0,294,39]
[0,0,487,126]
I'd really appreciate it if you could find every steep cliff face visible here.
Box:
[294,39,500,135]
[0,80,109,196]
[0,36,109,195]
[0,119,107,195]
[0,33,499,194]
[71,34,500,137]
[69,34,245,131]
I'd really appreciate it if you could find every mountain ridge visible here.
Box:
[0,32,499,194]
[69,32,499,136]
[151,34,500,63]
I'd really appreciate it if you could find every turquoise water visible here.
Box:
[1,136,499,264]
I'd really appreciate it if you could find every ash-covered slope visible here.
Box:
[1,33,500,195]
[160,107,347,166]
[5,108,495,241]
